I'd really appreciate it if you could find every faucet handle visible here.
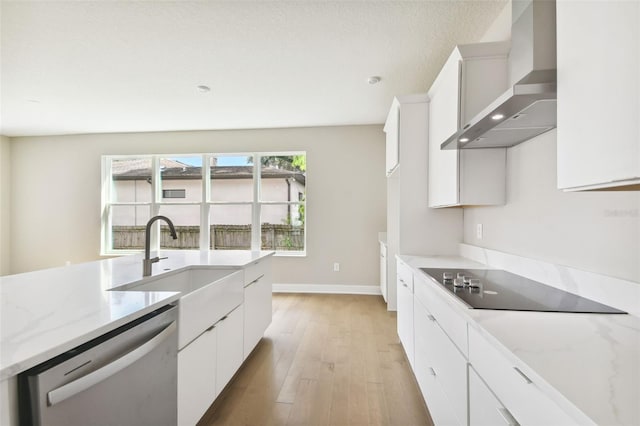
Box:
[158,256,168,261]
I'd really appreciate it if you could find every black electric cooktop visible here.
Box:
[419,268,626,314]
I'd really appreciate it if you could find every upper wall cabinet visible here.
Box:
[384,99,400,176]
[428,42,510,207]
[557,1,640,191]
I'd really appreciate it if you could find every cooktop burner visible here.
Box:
[419,268,626,314]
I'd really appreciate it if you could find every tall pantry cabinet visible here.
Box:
[384,94,461,311]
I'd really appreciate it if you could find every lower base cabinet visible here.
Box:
[178,325,217,426]
[243,269,272,359]
[178,304,244,425]
[469,366,518,426]
[216,305,244,395]
[468,326,578,425]
[400,259,580,426]
[413,283,467,425]
[414,298,461,426]
[397,260,415,367]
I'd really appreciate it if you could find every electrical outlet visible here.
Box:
[333,262,340,272]
[476,224,483,240]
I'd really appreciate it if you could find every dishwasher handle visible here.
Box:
[47,321,177,406]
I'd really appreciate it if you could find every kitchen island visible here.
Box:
[0,250,274,426]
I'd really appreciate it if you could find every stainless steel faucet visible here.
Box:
[143,215,178,276]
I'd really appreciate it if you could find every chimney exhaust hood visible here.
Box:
[441,0,557,150]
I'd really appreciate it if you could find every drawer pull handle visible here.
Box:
[513,367,533,384]
[429,367,436,376]
[399,279,408,288]
[427,314,436,322]
[497,407,519,426]
[245,274,265,288]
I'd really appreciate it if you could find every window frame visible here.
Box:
[101,152,306,256]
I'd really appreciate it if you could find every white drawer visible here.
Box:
[414,271,468,356]
[397,259,414,292]
[468,326,579,426]
[414,298,467,426]
[244,258,270,287]
[414,358,462,426]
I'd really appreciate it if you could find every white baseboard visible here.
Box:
[272,283,381,296]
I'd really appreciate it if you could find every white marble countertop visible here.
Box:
[399,254,640,426]
[0,250,273,381]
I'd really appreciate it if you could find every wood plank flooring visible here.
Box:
[199,293,434,426]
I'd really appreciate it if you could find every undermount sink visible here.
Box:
[112,267,244,349]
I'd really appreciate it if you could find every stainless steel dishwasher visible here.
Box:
[18,304,178,426]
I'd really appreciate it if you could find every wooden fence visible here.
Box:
[113,224,304,251]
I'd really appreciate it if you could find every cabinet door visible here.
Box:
[385,102,400,176]
[243,272,272,359]
[414,299,461,426]
[428,52,461,207]
[396,262,414,367]
[557,1,640,190]
[216,305,245,396]
[178,325,217,426]
[469,366,519,426]
[380,243,387,303]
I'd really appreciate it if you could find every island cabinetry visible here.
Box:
[557,1,640,190]
[396,259,415,368]
[178,302,244,425]
[428,42,509,207]
[243,257,273,359]
[215,305,244,395]
[178,324,218,426]
[468,326,579,425]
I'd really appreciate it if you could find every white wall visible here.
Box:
[0,135,11,276]
[464,0,640,284]
[9,125,386,287]
[464,130,640,283]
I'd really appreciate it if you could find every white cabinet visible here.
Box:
[469,366,518,426]
[468,326,579,425]
[216,305,244,396]
[428,42,510,207]
[384,100,400,176]
[243,257,272,359]
[379,242,387,303]
[557,1,640,190]
[413,272,467,426]
[413,293,463,426]
[178,303,245,425]
[396,259,414,368]
[178,325,217,426]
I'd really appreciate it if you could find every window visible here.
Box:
[101,152,306,255]
[162,189,186,199]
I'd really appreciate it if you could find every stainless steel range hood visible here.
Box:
[441,0,557,150]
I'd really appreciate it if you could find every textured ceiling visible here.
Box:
[0,1,507,137]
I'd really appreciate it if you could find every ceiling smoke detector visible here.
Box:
[197,85,211,93]
[367,76,381,85]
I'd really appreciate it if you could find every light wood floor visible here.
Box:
[199,293,434,426]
